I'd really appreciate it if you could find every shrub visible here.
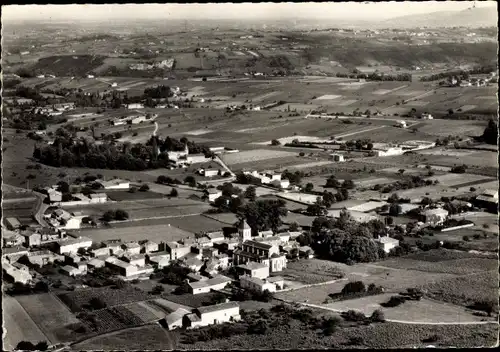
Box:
[129,186,137,193]
[469,300,496,316]
[381,295,406,308]
[341,310,367,322]
[247,319,268,335]
[139,184,150,192]
[462,235,470,242]
[370,309,385,322]
[341,281,366,295]
[271,139,281,146]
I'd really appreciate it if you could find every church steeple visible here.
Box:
[238,219,251,243]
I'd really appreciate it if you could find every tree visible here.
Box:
[271,139,281,146]
[139,184,150,192]
[341,179,355,189]
[289,222,300,232]
[398,168,405,175]
[304,183,314,193]
[325,175,340,188]
[129,186,137,193]
[244,186,257,201]
[238,199,287,233]
[15,341,36,351]
[152,284,164,295]
[370,309,385,323]
[184,176,197,187]
[482,119,498,145]
[388,193,399,203]
[389,204,402,216]
[34,281,49,292]
[88,297,107,310]
[341,281,366,295]
[170,188,178,197]
[307,203,328,216]
[114,209,129,221]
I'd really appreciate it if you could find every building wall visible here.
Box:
[170,246,192,260]
[250,266,270,279]
[200,307,240,325]
[270,256,287,272]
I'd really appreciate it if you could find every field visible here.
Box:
[2,295,48,350]
[221,149,298,166]
[422,270,498,308]
[323,294,487,323]
[76,221,195,243]
[15,293,83,344]
[62,197,211,221]
[72,324,177,350]
[57,287,153,313]
[278,259,346,285]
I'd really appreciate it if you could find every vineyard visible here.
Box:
[122,301,165,323]
[58,287,153,312]
[80,306,145,334]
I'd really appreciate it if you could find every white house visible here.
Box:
[131,115,147,124]
[330,153,345,162]
[105,257,138,277]
[123,242,141,255]
[147,252,171,269]
[141,240,159,253]
[395,120,407,128]
[421,208,449,225]
[3,261,32,284]
[185,302,241,329]
[127,103,144,109]
[200,169,219,178]
[239,275,278,293]
[237,262,270,279]
[374,235,400,253]
[3,231,24,247]
[165,308,191,330]
[57,236,93,254]
[98,179,130,190]
[206,189,223,203]
[122,254,146,267]
[87,258,106,270]
[61,264,85,277]
[89,193,107,203]
[166,241,192,260]
[421,112,433,120]
[188,275,232,295]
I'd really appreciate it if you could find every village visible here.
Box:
[2,2,498,350]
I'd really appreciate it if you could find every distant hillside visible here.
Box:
[382,7,497,29]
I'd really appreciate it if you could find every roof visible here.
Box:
[186,313,201,322]
[187,273,207,281]
[267,276,284,283]
[61,265,79,272]
[207,232,224,240]
[240,275,266,286]
[481,189,498,197]
[105,257,135,269]
[196,301,239,315]
[124,242,141,248]
[90,193,107,198]
[5,217,21,226]
[376,236,399,244]
[240,220,251,230]
[423,208,449,216]
[88,258,105,266]
[166,308,191,326]
[58,236,92,246]
[2,246,29,256]
[188,275,232,290]
[243,240,273,250]
[237,262,268,271]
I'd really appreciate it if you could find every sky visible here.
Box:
[2,2,496,22]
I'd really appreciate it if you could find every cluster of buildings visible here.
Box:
[242,170,290,189]
[112,114,157,125]
[167,144,212,167]
[34,102,76,117]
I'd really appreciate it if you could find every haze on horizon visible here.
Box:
[2,1,496,22]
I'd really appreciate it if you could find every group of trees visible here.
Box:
[378,176,435,194]
[335,71,412,82]
[33,131,212,171]
[420,65,495,82]
[297,211,391,265]
[343,139,374,151]
[482,120,498,145]
[102,209,129,222]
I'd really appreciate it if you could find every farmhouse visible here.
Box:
[206,189,223,202]
[421,208,449,226]
[122,254,146,267]
[97,179,130,190]
[2,247,29,263]
[330,153,345,162]
[57,236,93,254]
[89,193,107,203]
[3,261,33,284]
[372,143,404,157]
[166,241,193,260]
[474,189,498,212]
[239,275,284,293]
[61,264,85,277]
[87,258,106,270]
[141,240,160,253]
[184,302,241,329]
[105,257,138,277]
[199,169,219,177]
[165,308,191,330]
[188,275,232,295]
[27,250,64,266]
[5,217,22,231]
[258,230,274,238]
[206,231,225,244]
[47,188,63,203]
[236,262,270,279]
[122,242,141,255]
[375,235,400,253]
[420,112,433,120]
[3,231,24,247]
[147,252,171,269]
[127,103,144,109]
